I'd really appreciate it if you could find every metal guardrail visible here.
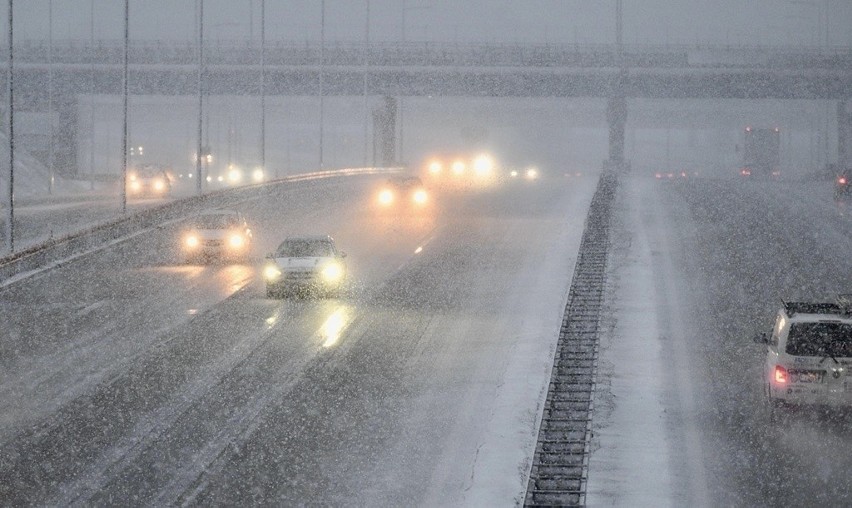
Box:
[0,167,398,286]
[525,172,617,506]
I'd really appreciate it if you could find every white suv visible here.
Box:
[754,296,852,412]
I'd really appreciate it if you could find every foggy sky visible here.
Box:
[10,0,852,48]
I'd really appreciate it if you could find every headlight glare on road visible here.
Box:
[413,189,428,204]
[263,264,281,281]
[185,234,200,248]
[321,263,343,283]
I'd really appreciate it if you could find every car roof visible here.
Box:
[388,176,422,185]
[198,209,240,217]
[781,301,852,322]
[283,235,334,242]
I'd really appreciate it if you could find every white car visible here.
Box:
[754,296,852,413]
[181,210,253,262]
[263,235,346,298]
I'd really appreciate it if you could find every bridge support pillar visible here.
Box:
[839,99,852,171]
[604,96,629,173]
[373,96,397,167]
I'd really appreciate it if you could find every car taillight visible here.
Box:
[774,365,788,385]
[839,177,848,185]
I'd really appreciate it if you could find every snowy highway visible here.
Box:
[0,174,597,505]
[589,175,852,506]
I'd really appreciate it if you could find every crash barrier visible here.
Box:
[524,171,618,507]
[0,167,399,285]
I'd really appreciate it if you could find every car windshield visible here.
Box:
[276,240,333,257]
[193,214,240,229]
[785,322,852,357]
[134,166,167,178]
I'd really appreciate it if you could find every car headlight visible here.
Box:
[473,155,494,176]
[263,264,281,281]
[153,179,165,191]
[413,189,428,204]
[321,262,343,283]
[228,167,242,184]
[451,160,465,175]
[525,168,538,180]
[510,170,518,178]
[185,234,200,248]
[428,161,442,174]
[129,180,142,192]
[229,234,245,249]
[378,189,394,205]
[252,168,264,182]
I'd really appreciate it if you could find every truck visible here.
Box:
[740,126,780,177]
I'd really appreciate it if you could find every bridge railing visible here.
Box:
[8,39,852,70]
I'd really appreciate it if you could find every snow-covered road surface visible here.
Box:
[0,174,596,505]
[588,175,852,506]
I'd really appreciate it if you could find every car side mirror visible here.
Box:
[752,332,768,345]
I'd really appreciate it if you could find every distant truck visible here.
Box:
[740,127,780,177]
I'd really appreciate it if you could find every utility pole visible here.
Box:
[260,0,267,177]
[363,0,370,167]
[120,0,128,214]
[196,0,204,194]
[89,0,95,189]
[48,0,53,194]
[5,0,14,253]
[319,0,325,169]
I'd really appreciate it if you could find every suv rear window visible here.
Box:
[785,322,852,357]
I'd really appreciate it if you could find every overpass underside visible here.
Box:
[5,42,852,176]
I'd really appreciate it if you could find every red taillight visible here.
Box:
[839,177,848,185]
[774,365,788,385]
[741,168,751,176]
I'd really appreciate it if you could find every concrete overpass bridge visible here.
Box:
[6,40,852,174]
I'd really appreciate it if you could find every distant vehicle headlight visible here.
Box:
[451,160,466,175]
[252,168,264,182]
[413,189,428,204]
[510,170,518,178]
[473,155,494,176]
[185,234,200,248]
[129,180,142,192]
[228,167,242,184]
[378,189,394,205]
[229,234,245,249]
[153,179,165,191]
[525,168,538,180]
[263,264,281,281]
[428,161,442,174]
[321,262,343,283]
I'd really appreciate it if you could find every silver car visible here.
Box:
[262,235,346,298]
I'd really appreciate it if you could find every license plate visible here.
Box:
[791,371,823,383]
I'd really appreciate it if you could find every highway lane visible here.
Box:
[0,173,597,504]
[626,176,852,506]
